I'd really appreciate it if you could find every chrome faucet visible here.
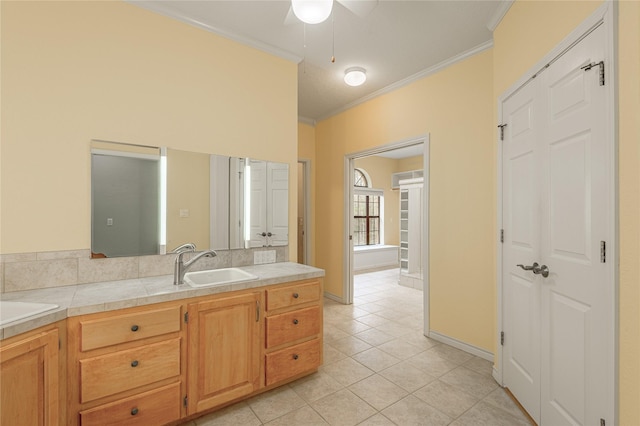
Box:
[174,250,217,285]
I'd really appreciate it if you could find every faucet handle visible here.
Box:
[171,243,196,254]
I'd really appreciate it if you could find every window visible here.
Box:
[353,168,382,246]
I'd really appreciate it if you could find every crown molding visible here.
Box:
[486,1,514,32]
[317,39,494,122]
[298,116,317,127]
[127,1,303,64]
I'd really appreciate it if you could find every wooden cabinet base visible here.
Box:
[0,328,59,426]
[80,382,181,426]
[265,338,321,386]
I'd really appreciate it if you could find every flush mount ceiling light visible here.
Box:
[291,0,333,24]
[344,67,367,86]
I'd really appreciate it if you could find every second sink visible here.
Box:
[183,268,258,288]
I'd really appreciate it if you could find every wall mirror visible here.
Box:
[90,141,289,258]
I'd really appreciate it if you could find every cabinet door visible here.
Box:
[187,291,262,414]
[1,329,59,426]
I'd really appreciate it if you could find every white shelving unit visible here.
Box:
[398,177,423,290]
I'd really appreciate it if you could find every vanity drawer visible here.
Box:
[80,306,182,351]
[79,382,181,426]
[266,280,320,311]
[265,338,321,386]
[266,306,321,348]
[80,338,181,403]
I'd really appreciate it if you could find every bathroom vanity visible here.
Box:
[0,263,323,426]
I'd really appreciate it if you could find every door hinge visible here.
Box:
[498,124,507,141]
[500,229,504,243]
[600,241,606,263]
[581,61,605,86]
[500,331,505,346]
[59,339,62,350]
[184,312,189,323]
[600,419,605,426]
[184,396,188,408]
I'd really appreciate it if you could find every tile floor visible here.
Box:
[181,268,532,426]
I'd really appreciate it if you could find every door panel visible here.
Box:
[548,133,591,262]
[502,80,541,424]
[268,162,289,246]
[548,291,588,424]
[540,24,609,426]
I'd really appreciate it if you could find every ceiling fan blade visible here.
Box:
[283,5,299,25]
[337,0,378,18]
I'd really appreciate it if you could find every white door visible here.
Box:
[249,160,267,248]
[502,24,612,425]
[502,75,542,423]
[539,24,610,426]
[267,162,289,246]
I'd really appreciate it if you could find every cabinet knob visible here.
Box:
[293,354,299,360]
[293,293,299,299]
[131,325,139,332]
[131,360,139,367]
[131,408,139,416]
[293,319,299,325]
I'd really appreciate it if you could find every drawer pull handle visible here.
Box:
[293,319,299,325]
[293,293,299,299]
[131,408,139,416]
[131,325,139,332]
[131,360,139,367]
[293,354,299,360]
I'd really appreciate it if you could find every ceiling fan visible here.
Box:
[284,0,379,25]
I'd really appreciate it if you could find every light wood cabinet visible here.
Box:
[187,291,262,415]
[67,302,185,426]
[264,279,323,386]
[8,274,324,425]
[79,383,181,426]
[1,323,61,426]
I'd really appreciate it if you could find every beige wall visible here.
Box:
[316,49,495,352]
[617,1,640,423]
[494,0,639,423]
[166,149,210,251]
[0,1,298,256]
[298,122,316,265]
[397,155,424,173]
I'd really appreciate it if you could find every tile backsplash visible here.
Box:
[0,246,288,293]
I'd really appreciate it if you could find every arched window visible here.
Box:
[354,169,368,187]
[353,168,381,246]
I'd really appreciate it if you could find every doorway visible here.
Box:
[343,135,430,336]
[298,160,311,265]
[497,5,616,425]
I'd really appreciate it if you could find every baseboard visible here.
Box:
[428,330,494,362]
[354,264,398,274]
[492,366,502,385]
[323,291,346,304]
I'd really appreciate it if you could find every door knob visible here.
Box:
[532,264,550,278]
[516,262,549,278]
[517,262,539,271]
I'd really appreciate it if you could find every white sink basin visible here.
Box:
[0,301,59,326]
[184,268,258,288]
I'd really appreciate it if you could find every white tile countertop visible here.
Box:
[0,262,324,340]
